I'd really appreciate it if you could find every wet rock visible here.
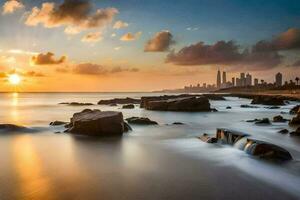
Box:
[172,122,184,125]
[289,113,300,125]
[273,115,288,123]
[216,128,249,145]
[122,104,135,109]
[290,105,300,115]
[65,109,126,136]
[198,133,218,143]
[246,119,260,123]
[241,104,258,108]
[123,122,132,132]
[202,94,226,100]
[255,118,271,125]
[278,129,289,134]
[109,103,117,107]
[50,121,68,126]
[126,117,158,125]
[251,96,285,106]
[265,106,280,109]
[98,97,140,105]
[290,127,300,136]
[59,102,94,106]
[0,124,28,132]
[144,96,213,112]
[226,106,232,109]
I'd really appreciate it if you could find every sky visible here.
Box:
[0,0,300,92]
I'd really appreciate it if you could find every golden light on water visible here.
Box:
[8,74,21,85]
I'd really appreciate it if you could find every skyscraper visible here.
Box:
[232,77,235,86]
[246,73,252,86]
[222,71,226,84]
[240,73,245,86]
[275,72,282,86]
[254,78,259,86]
[217,70,221,88]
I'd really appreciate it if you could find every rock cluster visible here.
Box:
[126,117,158,125]
[98,97,140,105]
[59,102,94,106]
[251,95,285,105]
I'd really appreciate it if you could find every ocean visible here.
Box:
[0,92,299,200]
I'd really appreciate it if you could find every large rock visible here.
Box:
[273,115,288,123]
[126,117,158,125]
[144,96,213,112]
[290,105,300,115]
[251,95,285,105]
[98,97,140,105]
[289,113,300,125]
[0,124,28,132]
[65,109,127,136]
[290,127,300,136]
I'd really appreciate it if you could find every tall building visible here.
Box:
[240,73,246,86]
[275,72,282,86]
[217,70,221,88]
[222,71,226,84]
[232,77,235,86]
[236,78,241,87]
[246,73,252,86]
[254,78,259,86]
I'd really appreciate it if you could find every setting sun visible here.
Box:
[8,74,21,85]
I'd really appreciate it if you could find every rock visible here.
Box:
[172,122,184,125]
[265,106,281,109]
[251,96,285,106]
[278,129,289,134]
[289,113,300,125]
[246,119,260,123]
[65,109,126,136]
[59,102,94,106]
[226,106,232,109]
[241,104,258,108]
[290,105,300,115]
[0,124,28,132]
[98,97,140,105]
[290,127,300,136]
[122,104,135,109]
[144,96,213,112]
[273,115,288,123]
[202,94,226,100]
[126,117,158,125]
[50,121,67,126]
[109,103,117,107]
[197,133,218,143]
[255,118,271,125]
[216,128,249,145]
[123,122,132,132]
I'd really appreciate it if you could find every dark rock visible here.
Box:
[255,118,271,125]
[126,117,158,125]
[246,119,260,123]
[123,122,132,132]
[65,109,126,136]
[203,94,226,100]
[172,122,184,125]
[0,124,28,132]
[290,127,300,136]
[265,106,280,109]
[226,106,232,109]
[122,104,135,109]
[278,129,289,134]
[50,121,67,126]
[216,128,249,145]
[241,104,258,108]
[289,113,300,125]
[98,97,140,105]
[59,102,94,106]
[54,131,62,134]
[273,115,288,123]
[198,133,218,143]
[251,96,285,106]
[144,96,213,112]
[290,105,300,115]
[109,103,117,107]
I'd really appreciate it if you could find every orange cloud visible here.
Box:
[120,32,142,41]
[113,20,129,29]
[31,52,66,65]
[81,32,102,43]
[2,0,24,15]
[25,0,118,34]
[144,30,175,52]
[73,63,139,75]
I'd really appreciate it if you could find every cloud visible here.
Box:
[25,0,118,34]
[144,30,175,52]
[73,63,139,75]
[81,32,102,43]
[120,32,142,41]
[0,72,8,78]
[165,40,282,70]
[113,20,128,29]
[7,49,38,55]
[31,52,66,65]
[24,71,45,77]
[2,0,24,15]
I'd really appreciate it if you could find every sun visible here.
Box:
[8,74,21,85]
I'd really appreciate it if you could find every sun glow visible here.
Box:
[8,74,21,85]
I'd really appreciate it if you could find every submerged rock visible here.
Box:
[290,127,300,136]
[198,133,218,143]
[144,96,213,112]
[278,129,289,134]
[126,117,158,125]
[172,122,184,125]
[59,102,94,106]
[251,96,285,106]
[290,105,300,115]
[122,104,135,109]
[202,94,226,100]
[265,106,281,109]
[289,113,300,125]
[0,124,28,132]
[98,97,140,105]
[240,104,258,108]
[65,109,126,136]
[273,115,288,123]
[255,118,271,125]
[226,106,232,109]
[50,121,68,126]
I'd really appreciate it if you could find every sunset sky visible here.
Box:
[0,0,300,92]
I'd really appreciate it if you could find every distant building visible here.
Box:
[222,71,226,84]
[217,70,221,88]
[275,72,282,86]
[232,77,235,86]
[254,78,259,86]
[240,73,246,86]
[246,73,252,86]
[236,78,241,87]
